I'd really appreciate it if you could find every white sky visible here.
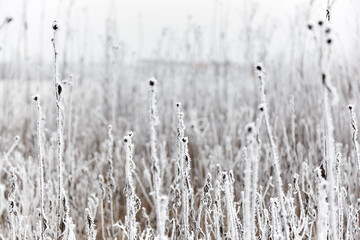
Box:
[0,0,359,64]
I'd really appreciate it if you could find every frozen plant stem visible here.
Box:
[336,153,344,240]
[244,120,261,240]
[98,175,106,240]
[106,125,115,238]
[33,95,47,240]
[124,131,141,240]
[224,171,239,240]
[323,85,338,240]
[348,105,360,174]
[316,168,328,240]
[85,208,96,240]
[255,64,289,239]
[148,78,165,238]
[52,20,65,239]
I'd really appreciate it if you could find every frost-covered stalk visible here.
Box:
[348,105,360,173]
[213,165,224,239]
[62,189,76,239]
[316,168,328,240]
[52,20,65,239]
[8,170,17,240]
[175,104,193,239]
[85,208,96,240]
[124,131,141,240]
[255,64,289,238]
[33,95,47,240]
[244,121,261,240]
[197,174,212,239]
[223,171,239,240]
[5,136,20,160]
[148,78,166,239]
[106,125,115,238]
[175,102,184,184]
[169,102,184,238]
[98,175,106,240]
[270,198,282,240]
[181,136,194,239]
[323,75,338,240]
[336,153,344,240]
[243,148,252,240]
[256,192,270,239]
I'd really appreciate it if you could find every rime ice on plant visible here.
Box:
[124,131,141,240]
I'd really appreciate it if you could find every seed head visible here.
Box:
[327,38,332,45]
[307,24,313,30]
[6,17,13,23]
[176,102,181,108]
[245,122,256,134]
[32,95,39,101]
[325,28,331,34]
[52,21,58,30]
[318,20,323,26]
[348,104,354,110]
[258,103,265,112]
[57,83,62,96]
[149,77,156,86]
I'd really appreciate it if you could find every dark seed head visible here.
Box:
[57,84,62,96]
[33,95,38,101]
[123,137,128,143]
[52,21,58,30]
[327,38,332,45]
[325,28,331,34]
[307,24,313,30]
[349,105,354,110]
[259,104,265,112]
[318,20,323,26]
[6,17,13,23]
[149,79,155,86]
[256,65,262,71]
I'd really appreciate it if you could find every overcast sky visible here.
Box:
[0,0,359,64]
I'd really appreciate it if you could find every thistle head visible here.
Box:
[32,95,39,102]
[52,20,58,30]
[149,77,157,86]
[258,103,265,112]
[5,17,13,23]
[255,63,263,72]
[245,122,256,134]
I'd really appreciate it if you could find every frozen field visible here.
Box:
[1,0,360,239]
